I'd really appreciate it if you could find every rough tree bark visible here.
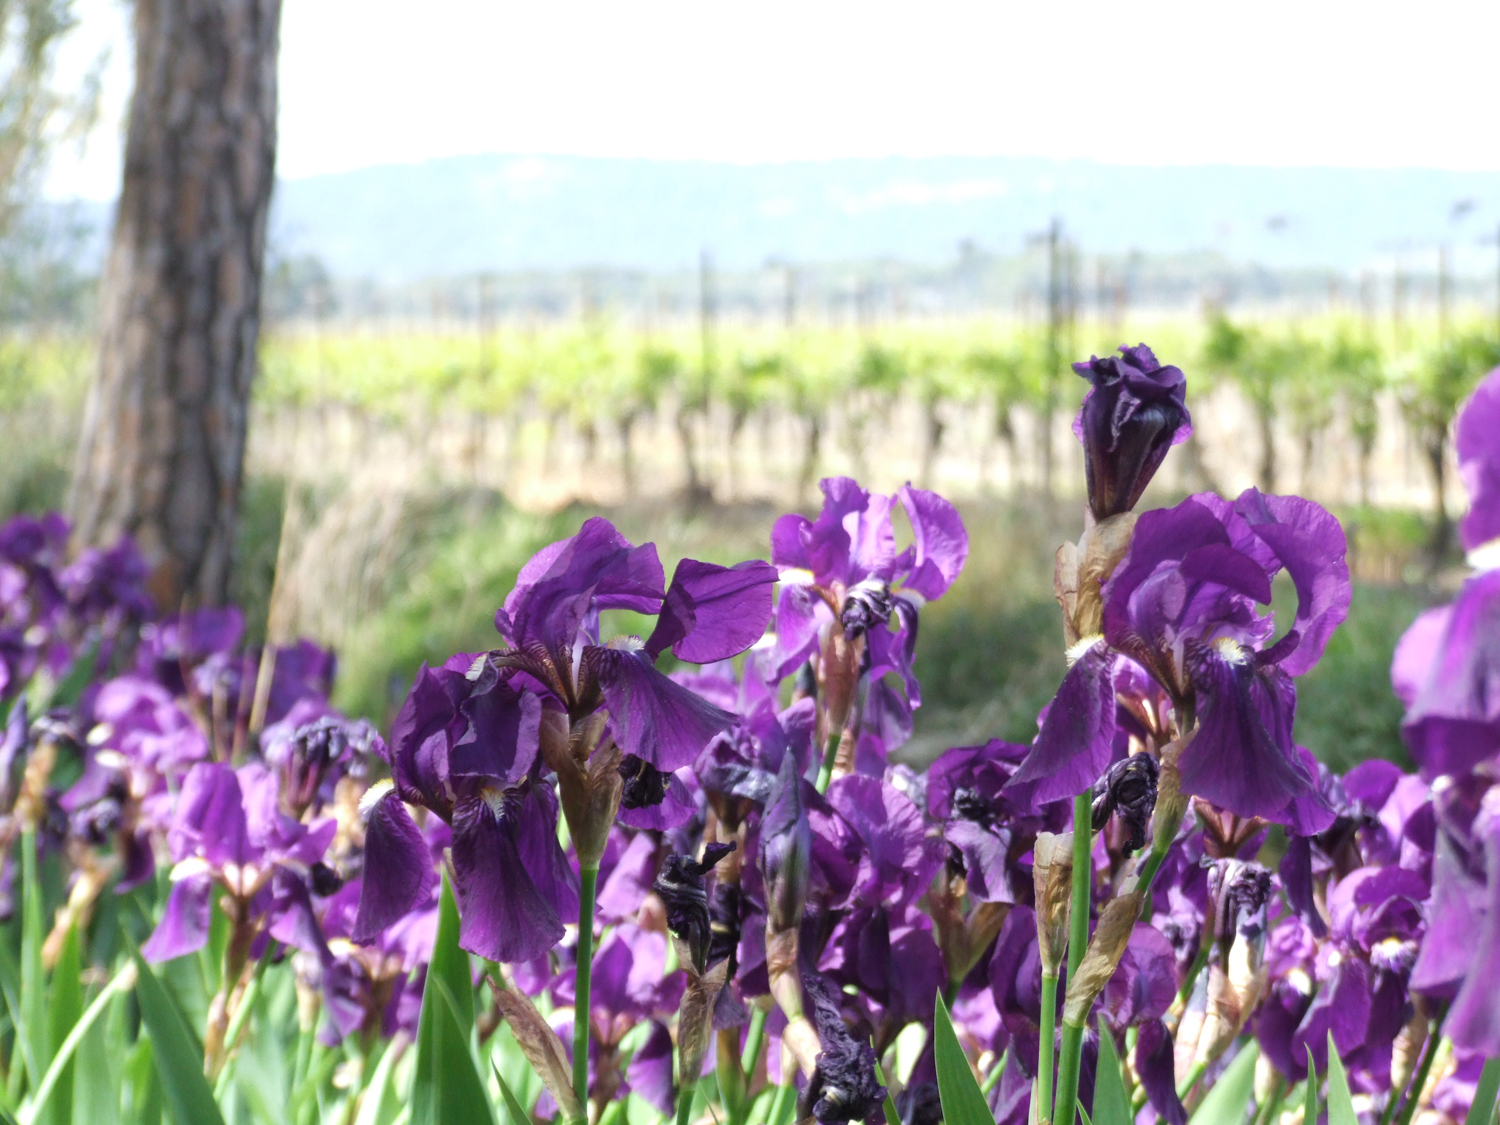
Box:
[69,0,282,608]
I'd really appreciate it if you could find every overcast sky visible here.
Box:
[45,0,1500,200]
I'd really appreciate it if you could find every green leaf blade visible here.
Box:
[410,869,494,1125]
[1303,1045,1319,1125]
[933,993,994,1125]
[128,945,226,1125]
[1091,1031,1132,1125]
[1465,1057,1500,1125]
[1325,1033,1357,1125]
[1187,1041,1258,1125]
[39,924,81,1125]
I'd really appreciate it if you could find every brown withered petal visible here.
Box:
[1063,892,1143,1025]
[494,985,584,1122]
[675,953,731,1094]
[1032,831,1074,975]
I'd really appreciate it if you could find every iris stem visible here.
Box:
[766,1080,795,1125]
[676,1080,697,1125]
[1175,947,1209,1010]
[815,730,841,793]
[1054,791,1094,1125]
[874,1057,901,1125]
[740,1007,768,1078]
[1393,1006,1449,1125]
[1038,972,1058,1125]
[573,864,599,1119]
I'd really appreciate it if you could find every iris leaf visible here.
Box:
[933,993,992,1125]
[1092,1030,1132,1125]
[1304,1045,1319,1125]
[411,870,494,1125]
[1466,1057,1500,1125]
[1187,1041,1258,1125]
[1325,1033,1357,1125]
[128,942,226,1125]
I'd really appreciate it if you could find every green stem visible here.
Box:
[983,1049,1010,1096]
[1252,1076,1287,1125]
[874,1058,900,1125]
[766,1081,795,1125]
[1038,972,1058,1125]
[1176,1060,1207,1101]
[741,1007,769,1077]
[573,864,600,1118]
[720,1029,747,1125]
[676,1079,698,1125]
[1136,833,1172,921]
[815,730,841,793]
[1053,792,1094,1125]
[1394,1012,1448,1125]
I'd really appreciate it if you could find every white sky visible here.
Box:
[45,0,1500,201]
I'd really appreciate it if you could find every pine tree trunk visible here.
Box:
[69,0,282,608]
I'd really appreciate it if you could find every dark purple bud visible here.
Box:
[1091,752,1159,854]
[618,753,672,810]
[653,841,735,974]
[708,881,742,975]
[839,578,894,641]
[895,1082,941,1125]
[1072,343,1191,520]
[1207,860,1274,950]
[799,971,888,1125]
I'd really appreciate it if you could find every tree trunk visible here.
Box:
[69,0,281,609]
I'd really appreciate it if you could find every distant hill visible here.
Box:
[265,154,1500,282]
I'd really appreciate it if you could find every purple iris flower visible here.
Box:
[1019,488,1349,829]
[1457,365,1500,559]
[355,518,774,962]
[928,739,1064,904]
[770,478,967,769]
[141,761,339,965]
[261,699,379,818]
[494,517,776,772]
[1411,788,1500,1055]
[351,653,567,963]
[1071,344,1193,520]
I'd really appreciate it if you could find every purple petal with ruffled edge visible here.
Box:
[169,762,251,867]
[141,875,213,962]
[1103,924,1178,1029]
[1232,489,1351,676]
[453,672,541,787]
[896,484,968,601]
[1457,366,1500,553]
[1402,570,1500,777]
[353,789,438,943]
[592,647,736,771]
[450,792,564,963]
[1392,606,1452,709]
[1411,829,1487,995]
[1445,817,1500,1054]
[769,583,832,679]
[500,517,665,657]
[1006,642,1119,805]
[1177,648,1327,827]
[645,558,777,663]
[386,663,466,811]
[826,775,944,910]
[597,831,659,922]
[1135,1019,1187,1125]
[867,598,920,707]
[515,782,579,920]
